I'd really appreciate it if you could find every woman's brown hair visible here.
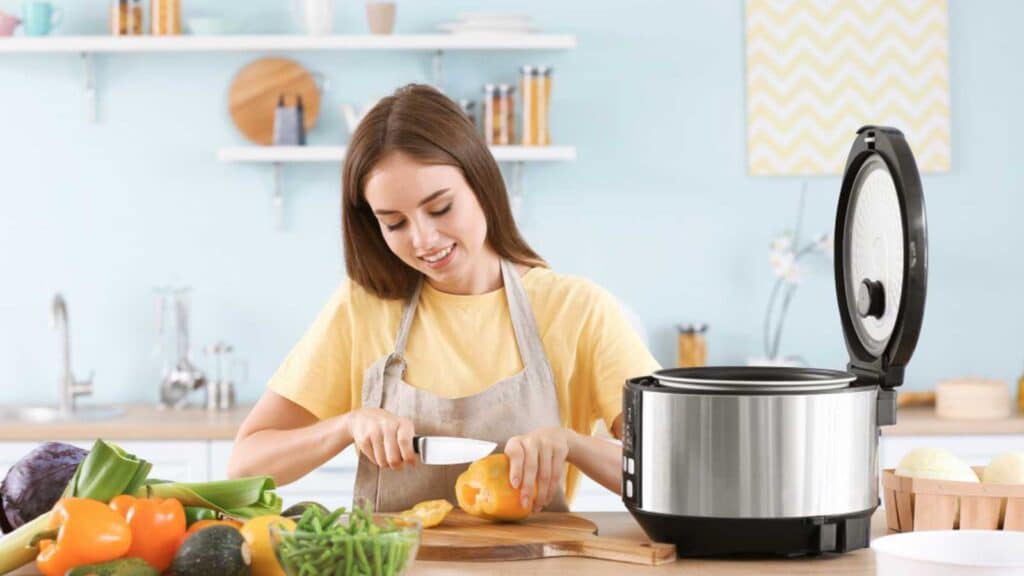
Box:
[342,83,545,300]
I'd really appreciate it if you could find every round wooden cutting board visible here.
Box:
[228,57,321,145]
[417,510,676,565]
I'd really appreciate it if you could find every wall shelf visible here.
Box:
[217,145,577,163]
[0,34,577,53]
[0,34,576,122]
[218,145,577,229]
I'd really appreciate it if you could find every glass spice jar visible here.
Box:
[151,0,181,35]
[483,83,516,145]
[677,324,709,368]
[539,66,552,145]
[111,0,143,35]
[457,98,476,127]
[520,65,553,146]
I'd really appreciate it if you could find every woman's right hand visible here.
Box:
[342,407,417,470]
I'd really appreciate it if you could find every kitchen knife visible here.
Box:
[412,435,497,465]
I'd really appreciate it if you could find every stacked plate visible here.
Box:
[436,13,537,35]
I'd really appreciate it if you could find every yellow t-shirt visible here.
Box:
[268,267,661,502]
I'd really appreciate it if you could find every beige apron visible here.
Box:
[353,259,569,513]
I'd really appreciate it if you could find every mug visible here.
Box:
[366,2,395,35]
[22,0,62,36]
[294,0,333,36]
[0,11,20,36]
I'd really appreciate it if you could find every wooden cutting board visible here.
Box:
[417,510,676,565]
[228,57,321,145]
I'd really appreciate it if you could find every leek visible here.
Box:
[0,439,281,575]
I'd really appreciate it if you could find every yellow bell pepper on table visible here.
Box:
[456,454,535,521]
[35,498,132,576]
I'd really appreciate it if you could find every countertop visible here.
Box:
[0,403,250,441]
[9,510,890,575]
[881,405,1024,436]
[2,404,1023,442]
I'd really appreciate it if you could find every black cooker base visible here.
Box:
[626,506,876,557]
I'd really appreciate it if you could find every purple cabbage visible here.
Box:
[0,441,87,533]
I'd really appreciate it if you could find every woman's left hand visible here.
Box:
[504,427,578,512]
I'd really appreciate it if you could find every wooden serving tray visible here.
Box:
[882,467,1024,531]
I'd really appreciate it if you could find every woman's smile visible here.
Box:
[419,243,456,269]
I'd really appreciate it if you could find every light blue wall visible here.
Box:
[1,0,1021,406]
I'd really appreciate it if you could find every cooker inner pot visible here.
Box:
[652,366,857,392]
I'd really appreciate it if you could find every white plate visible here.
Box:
[872,531,1024,576]
[455,13,533,24]
[436,22,537,34]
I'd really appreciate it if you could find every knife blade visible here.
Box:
[413,435,497,465]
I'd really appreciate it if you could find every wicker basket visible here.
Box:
[882,467,1024,531]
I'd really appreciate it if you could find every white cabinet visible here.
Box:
[210,441,358,511]
[0,440,208,485]
[572,473,624,512]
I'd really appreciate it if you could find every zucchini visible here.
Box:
[66,557,160,576]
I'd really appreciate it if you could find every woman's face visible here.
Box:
[363,151,495,294]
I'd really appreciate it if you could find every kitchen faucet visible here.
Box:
[50,293,93,413]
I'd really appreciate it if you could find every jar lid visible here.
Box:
[483,83,497,93]
[520,65,538,74]
[835,127,927,388]
[497,84,516,94]
[677,323,708,334]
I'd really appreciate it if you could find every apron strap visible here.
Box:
[393,279,423,359]
[501,259,555,384]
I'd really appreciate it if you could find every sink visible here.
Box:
[0,404,125,423]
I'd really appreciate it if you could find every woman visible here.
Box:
[228,84,660,513]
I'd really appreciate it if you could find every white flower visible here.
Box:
[770,233,793,254]
[784,262,801,284]
[770,251,794,277]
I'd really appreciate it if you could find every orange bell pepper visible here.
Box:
[455,454,535,521]
[36,498,132,576]
[109,494,186,571]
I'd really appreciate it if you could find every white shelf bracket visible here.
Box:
[432,49,444,91]
[510,161,524,217]
[80,52,96,124]
[273,162,285,231]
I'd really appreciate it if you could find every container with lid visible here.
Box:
[482,83,515,145]
[519,65,553,146]
[111,0,142,35]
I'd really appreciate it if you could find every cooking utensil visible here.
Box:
[412,436,495,465]
[623,126,928,557]
[417,510,676,565]
[872,530,1024,576]
[0,11,20,36]
[228,58,322,146]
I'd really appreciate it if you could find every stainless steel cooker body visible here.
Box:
[622,379,878,519]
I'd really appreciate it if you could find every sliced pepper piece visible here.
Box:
[35,497,132,576]
[109,494,186,572]
[400,499,453,528]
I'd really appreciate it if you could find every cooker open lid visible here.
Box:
[835,126,927,388]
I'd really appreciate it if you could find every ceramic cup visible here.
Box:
[0,11,20,36]
[366,2,395,35]
[21,0,62,36]
[295,0,333,35]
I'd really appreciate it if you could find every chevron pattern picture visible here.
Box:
[745,0,950,175]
